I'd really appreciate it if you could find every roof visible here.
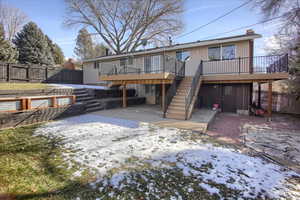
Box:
[83,33,262,63]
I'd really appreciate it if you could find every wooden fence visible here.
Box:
[0,63,83,84]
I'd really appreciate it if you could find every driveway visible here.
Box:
[34,113,300,199]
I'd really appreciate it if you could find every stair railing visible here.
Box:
[163,62,185,117]
[185,60,203,120]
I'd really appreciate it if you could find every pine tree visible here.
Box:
[53,44,65,65]
[46,35,64,65]
[0,23,18,63]
[13,22,54,65]
[74,28,94,60]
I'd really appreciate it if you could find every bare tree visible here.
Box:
[64,0,184,54]
[0,2,29,41]
[251,0,300,97]
[251,0,299,36]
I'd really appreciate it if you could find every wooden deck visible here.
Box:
[201,72,289,84]
[101,72,289,85]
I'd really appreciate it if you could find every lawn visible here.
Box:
[1,115,299,200]
[0,83,53,90]
[0,125,98,200]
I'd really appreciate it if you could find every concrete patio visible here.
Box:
[91,105,217,133]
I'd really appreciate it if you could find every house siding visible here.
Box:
[198,83,252,114]
[83,40,252,83]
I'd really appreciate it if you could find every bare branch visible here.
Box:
[64,0,184,54]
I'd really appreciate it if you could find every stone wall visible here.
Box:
[94,88,136,99]
[0,103,85,129]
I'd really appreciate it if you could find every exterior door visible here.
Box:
[222,85,237,112]
[144,55,160,73]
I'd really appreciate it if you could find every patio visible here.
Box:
[90,105,218,133]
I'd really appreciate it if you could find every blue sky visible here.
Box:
[5,0,282,58]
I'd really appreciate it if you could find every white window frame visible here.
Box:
[208,44,236,60]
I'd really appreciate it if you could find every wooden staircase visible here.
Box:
[165,77,203,120]
[165,77,191,120]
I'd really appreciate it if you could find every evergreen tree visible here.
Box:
[13,22,54,65]
[74,28,94,60]
[46,35,64,65]
[0,23,18,63]
[53,44,65,65]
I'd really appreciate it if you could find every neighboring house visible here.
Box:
[83,30,289,120]
[63,58,76,70]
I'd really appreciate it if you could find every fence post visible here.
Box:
[26,66,30,82]
[238,57,241,74]
[45,67,48,82]
[163,54,165,73]
[286,53,289,72]
[6,63,10,82]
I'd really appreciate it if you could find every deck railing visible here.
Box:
[163,62,185,118]
[184,61,203,120]
[202,54,288,75]
[100,55,185,76]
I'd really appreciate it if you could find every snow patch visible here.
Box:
[34,114,299,199]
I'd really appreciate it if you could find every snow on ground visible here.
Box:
[50,83,108,90]
[34,114,300,199]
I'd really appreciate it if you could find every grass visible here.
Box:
[0,124,292,200]
[0,83,53,90]
[0,125,98,200]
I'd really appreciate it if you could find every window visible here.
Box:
[208,46,221,60]
[120,58,126,66]
[94,61,99,69]
[128,57,133,65]
[176,51,190,61]
[144,55,161,73]
[222,45,235,60]
[208,45,236,60]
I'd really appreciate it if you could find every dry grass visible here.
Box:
[0,125,98,200]
[0,83,54,90]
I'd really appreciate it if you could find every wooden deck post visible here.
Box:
[258,83,261,108]
[267,81,272,118]
[162,83,166,111]
[122,84,127,108]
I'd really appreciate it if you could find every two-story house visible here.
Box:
[82,30,289,120]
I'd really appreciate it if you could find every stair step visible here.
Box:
[168,106,186,111]
[172,99,185,103]
[86,102,101,108]
[173,96,186,100]
[166,113,186,120]
[74,89,87,93]
[86,106,103,113]
[176,92,189,96]
[170,102,185,107]
[167,110,185,117]
[76,97,94,101]
[76,93,89,97]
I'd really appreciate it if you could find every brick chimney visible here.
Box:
[246,29,255,35]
